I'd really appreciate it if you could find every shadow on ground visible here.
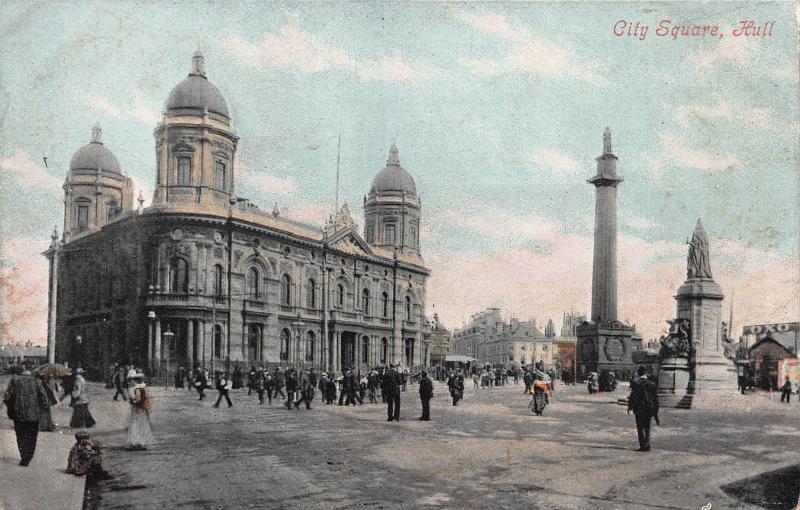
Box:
[721,464,799,510]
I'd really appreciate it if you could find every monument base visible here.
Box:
[576,321,642,382]
[657,356,692,409]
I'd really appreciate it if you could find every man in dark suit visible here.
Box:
[382,365,401,421]
[628,365,659,452]
[3,366,50,466]
[418,370,433,421]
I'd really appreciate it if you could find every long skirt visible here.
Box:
[70,403,96,429]
[39,406,55,431]
[126,408,154,449]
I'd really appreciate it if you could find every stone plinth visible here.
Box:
[657,356,692,408]
[675,278,737,399]
[576,321,642,381]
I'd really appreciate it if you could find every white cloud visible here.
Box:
[455,11,606,85]
[1,150,63,190]
[659,134,740,172]
[241,172,299,197]
[88,94,158,124]
[689,37,753,71]
[537,148,582,174]
[221,24,440,85]
[0,237,50,346]
[676,97,796,135]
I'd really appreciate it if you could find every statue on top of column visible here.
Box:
[603,127,613,155]
[687,218,713,279]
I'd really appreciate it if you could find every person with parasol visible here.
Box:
[126,371,154,450]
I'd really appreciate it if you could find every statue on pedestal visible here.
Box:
[659,318,691,359]
[687,219,713,279]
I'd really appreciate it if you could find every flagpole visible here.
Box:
[334,134,341,212]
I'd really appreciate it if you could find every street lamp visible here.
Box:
[292,314,305,369]
[75,335,83,369]
[147,311,156,372]
[163,326,175,387]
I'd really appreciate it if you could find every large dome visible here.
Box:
[165,52,229,118]
[370,144,417,196]
[69,124,122,174]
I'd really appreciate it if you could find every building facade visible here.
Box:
[452,308,550,367]
[427,314,452,366]
[44,53,430,379]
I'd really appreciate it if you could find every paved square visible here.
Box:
[81,381,799,509]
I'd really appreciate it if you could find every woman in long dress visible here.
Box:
[70,369,96,429]
[126,372,154,450]
[37,375,58,431]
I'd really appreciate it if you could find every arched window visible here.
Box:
[214,161,226,190]
[246,267,260,299]
[381,292,389,318]
[337,284,344,308]
[177,156,191,186]
[281,274,292,306]
[306,331,315,362]
[366,225,374,244]
[380,338,388,365]
[169,257,188,293]
[106,201,118,222]
[306,279,316,309]
[213,325,223,358]
[361,288,370,315]
[410,226,417,248]
[385,224,396,245]
[405,295,412,321]
[75,200,90,231]
[212,265,224,297]
[362,336,370,364]
[280,329,291,361]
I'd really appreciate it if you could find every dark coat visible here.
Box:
[628,377,659,417]
[3,375,48,422]
[419,376,433,400]
[285,372,298,392]
[381,370,401,396]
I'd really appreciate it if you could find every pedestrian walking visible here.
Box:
[3,366,51,466]
[272,368,286,401]
[418,370,433,421]
[112,364,130,401]
[70,369,96,429]
[780,376,792,403]
[324,373,337,404]
[253,367,267,404]
[447,371,464,406]
[213,372,233,408]
[126,372,154,450]
[382,365,401,421]
[232,366,244,390]
[295,371,314,410]
[627,366,659,452]
[264,369,275,404]
[247,366,257,396]
[285,368,298,410]
[194,366,208,400]
[368,370,380,403]
[175,366,186,389]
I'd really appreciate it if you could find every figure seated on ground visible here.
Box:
[66,431,111,479]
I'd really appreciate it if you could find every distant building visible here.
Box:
[739,323,799,390]
[452,308,551,367]
[427,314,452,366]
[0,343,48,371]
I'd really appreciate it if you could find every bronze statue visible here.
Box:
[687,219,713,279]
[659,318,691,358]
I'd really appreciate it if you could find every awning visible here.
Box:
[445,355,478,363]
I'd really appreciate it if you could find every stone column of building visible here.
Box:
[187,320,194,368]
[589,127,623,323]
[154,320,162,367]
[197,320,205,369]
[147,321,154,369]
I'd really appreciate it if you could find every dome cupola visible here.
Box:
[69,123,123,174]
[370,144,417,196]
[164,51,230,122]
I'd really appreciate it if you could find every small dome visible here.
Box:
[370,144,417,196]
[69,124,122,174]
[165,52,229,118]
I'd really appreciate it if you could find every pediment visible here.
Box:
[328,228,373,257]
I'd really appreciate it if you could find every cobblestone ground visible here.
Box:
[83,380,799,509]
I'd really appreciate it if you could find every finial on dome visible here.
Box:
[91,123,102,144]
[191,50,206,77]
[387,143,400,166]
[602,127,612,155]
[272,202,280,217]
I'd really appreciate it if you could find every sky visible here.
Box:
[1,1,798,345]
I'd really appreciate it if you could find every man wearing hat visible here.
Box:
[418,370,433,421]
[627,366,659,452]
[381,364,402,421]
[3,365,50,466]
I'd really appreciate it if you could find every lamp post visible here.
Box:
[147,311,156,372]
[75,335,83,369]
[292,314,305,370]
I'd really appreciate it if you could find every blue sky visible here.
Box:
[1,1,798,343]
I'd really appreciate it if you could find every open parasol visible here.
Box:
[34,363,72,379]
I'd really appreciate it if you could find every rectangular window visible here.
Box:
[385,224,395,245]
[177,157,191,186]
[77,205,89,231]
[215,161,226,190]
[410,227,417,248]
[366,225,374,244]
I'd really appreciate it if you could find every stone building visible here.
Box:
[452,308,548,367]
[43,52,430,378]
[427,313,452,367]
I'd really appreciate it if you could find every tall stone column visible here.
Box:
[197,320,205,369]
[147,321,154,370]
[589,128,623,324]
[44,231,60,363]
[154,320,162,366]
[186,320,194,368]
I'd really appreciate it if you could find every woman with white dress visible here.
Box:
[126,372,154,450]
[69,369,96,429]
